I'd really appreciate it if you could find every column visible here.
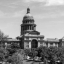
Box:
[34,27,36,30]
[29,42,31,48]
[26,26,28,30]
[5,42,7,49]
[38,42,40,47]
[26,26,27,30]
[25,26,26,30]
[21,27,22,35]
[28,26,29,30]
[29,25,30,30]
[57,44,58,47]
[30,26,31,30]
[22,27,23,31]
[53,43,55,47]
[48,43,50,47]
[23,26,24,31]
[27,26,28,30]
[31,26,32,30]
[24,26,25,30]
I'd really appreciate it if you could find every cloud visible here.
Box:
[0,10,25,18]
[25,0,45,2]
[24,0,64,6]
[46,0,64,6]
[0,11,7,18]
[12,10,25,17]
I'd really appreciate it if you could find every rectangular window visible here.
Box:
[26,45,29,48]
[50,43,53,45]
[55,43,58,47]
[40,42,43,44]
[40,38,43,40]
[26,37,29,40]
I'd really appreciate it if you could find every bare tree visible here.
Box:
[0,30,8,41]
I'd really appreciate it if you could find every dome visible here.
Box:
[23,8,34,20]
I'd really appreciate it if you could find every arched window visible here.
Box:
[31,39,38,48]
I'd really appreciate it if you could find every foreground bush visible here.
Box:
[24,46,64,64]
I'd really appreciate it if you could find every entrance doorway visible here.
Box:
[31,39,38,48]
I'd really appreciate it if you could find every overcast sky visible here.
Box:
[0,0,64,39]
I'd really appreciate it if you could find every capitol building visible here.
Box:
[16,8,64,49]
[3,8,64,49]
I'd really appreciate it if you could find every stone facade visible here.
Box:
[18,8,44,49]
[2,8,64,49]
[17,8,62,49]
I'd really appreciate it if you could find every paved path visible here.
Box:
[23,60,40,64]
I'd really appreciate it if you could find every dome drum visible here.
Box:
[21,24,36,26]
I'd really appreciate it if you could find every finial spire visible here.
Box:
[27,8,30,14]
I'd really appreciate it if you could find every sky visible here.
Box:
[0,0,64,39]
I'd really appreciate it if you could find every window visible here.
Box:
[26,21,27,23]
[40,38,43,40]
[50,43,53,47]
[50,43,53,45]
[55,43,58,47]
[43,43,46,46]
[26,37,29,40]
[24,38,26,40]
[26,45,29,47]
[40,42,43,44]
[26,42,29,45]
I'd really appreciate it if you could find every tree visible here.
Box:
[56,47,64,64]
[6,43,20,56]
[0,30,8,41]
[37,46,48,58]
[0,30,8,48]
[24,49,31,56]
[11,43,20,49]
[29,48,38,58]
[0,47,9,61]
[37,46,59,64]
[37,46,49,63]
[46,47,62,64]
[0,30,9,61]
[10,52,23,64]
